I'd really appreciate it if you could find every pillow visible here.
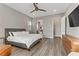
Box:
[9,32,14,36]
[12,31,29,36]
[11,32,14,36]
[22,31,29,34]
[9,32,12,36]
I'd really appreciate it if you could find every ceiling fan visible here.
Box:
[30,3,46,13]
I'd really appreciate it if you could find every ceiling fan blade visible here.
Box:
[30,3,47,13]
[38,9,46,12]
[30,10,35,13]
[33,3,38,8]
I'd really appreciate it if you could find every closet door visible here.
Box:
[43,18,53,39]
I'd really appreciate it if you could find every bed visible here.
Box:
[4,28,42,51]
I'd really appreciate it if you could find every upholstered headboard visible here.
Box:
[5,28,26,43]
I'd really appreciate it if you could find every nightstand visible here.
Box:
[0,37,4,44]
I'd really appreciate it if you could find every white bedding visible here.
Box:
[7,34,42,48]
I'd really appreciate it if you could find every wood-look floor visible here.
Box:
[11,37,67,56]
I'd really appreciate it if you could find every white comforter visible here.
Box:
[7,34,42,48]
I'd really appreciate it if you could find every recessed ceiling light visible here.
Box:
[53,10,57,12]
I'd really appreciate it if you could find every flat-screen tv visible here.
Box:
[68,5,79,27]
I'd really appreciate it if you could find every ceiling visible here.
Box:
[4,3,73,18]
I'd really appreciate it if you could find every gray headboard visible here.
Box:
[5,28,26,43]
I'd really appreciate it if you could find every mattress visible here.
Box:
[7,34,42,48]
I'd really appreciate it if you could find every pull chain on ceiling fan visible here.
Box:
[30,3,47,13]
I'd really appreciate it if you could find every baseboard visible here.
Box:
[54,35,61,37]
[43,37,54,39]
[0,37,4,39]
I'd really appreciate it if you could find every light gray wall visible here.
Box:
[61,16,66,37]
[0,4,32,37]
[31,18,37,33]
[31,14,64,38]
